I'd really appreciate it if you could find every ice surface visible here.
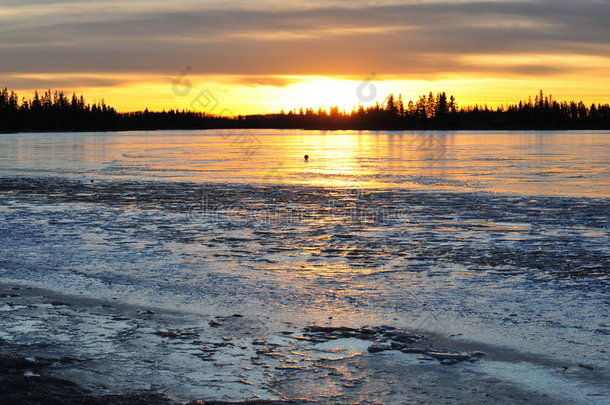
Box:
[0,130,608,402]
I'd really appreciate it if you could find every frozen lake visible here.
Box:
[0,129,608,403]
[1,129,609,197]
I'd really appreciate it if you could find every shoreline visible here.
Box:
[3,281,607,404]
[2,279,605,371]
[2,127,610,135]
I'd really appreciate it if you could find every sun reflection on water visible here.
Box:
[2,130,608,197]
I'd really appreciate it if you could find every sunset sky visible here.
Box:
[2,0,609,114]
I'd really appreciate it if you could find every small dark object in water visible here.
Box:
[578,363,594,370]
[304,155,309,161]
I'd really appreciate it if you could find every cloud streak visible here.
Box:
[2,0,609,112]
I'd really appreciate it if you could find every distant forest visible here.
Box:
[1,88,609,132]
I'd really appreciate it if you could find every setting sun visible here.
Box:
[280,78,375,112]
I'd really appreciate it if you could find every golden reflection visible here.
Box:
[7,130,608,197]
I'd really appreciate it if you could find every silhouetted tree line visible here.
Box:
[256,90,610,130]
[1,88,609,132]
[0,88,232,132]
[0,89,121,131]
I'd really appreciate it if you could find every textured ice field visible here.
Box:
[0,177,608,402]
[0,129,608,402]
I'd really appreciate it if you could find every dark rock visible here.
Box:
[153,329,199,339]
[367,343,391,353]
[291,334,327,343]
[400,347,427,354]
[303,325,378,341]
[301,324,484,366]
[153,330,180,339]
[0,354,172,405]
[425,351,471,361]
[212,342,234,348]
[388,332,419,343]
[425,351,482,364]
[390,341,408,350]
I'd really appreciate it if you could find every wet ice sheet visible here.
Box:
[0,177,609,402]
[1,287,607,404]
[0,129,609,197]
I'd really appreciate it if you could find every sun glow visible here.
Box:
[280,78,376,113]
[9,71,609,116]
